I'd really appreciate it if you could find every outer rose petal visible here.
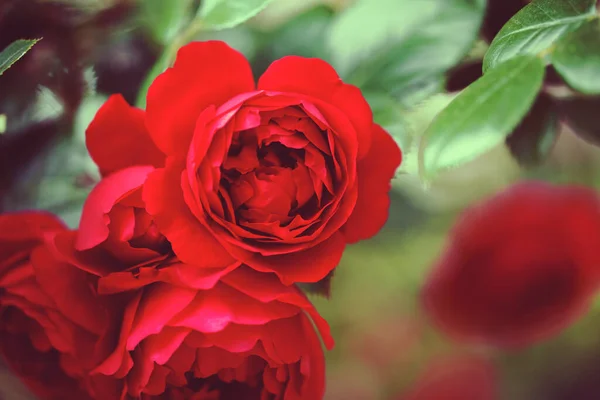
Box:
[0,212,104,400]
[31,239,108,335]
[146,41,255,157]
[76,166,155,251]
[143,166,235,268]
[86,94,164,176]
[343,124,401,243]
[0,211,65,253]
[97,262,241,294]
[231,232,346,286]
[0,211,66,276]
[91,265,332,399]
[0,329,91,400]
[258,56,373,158]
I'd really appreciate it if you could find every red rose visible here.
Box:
[46,227,334,399]
[85,40,401,286]
[422,182,600,348]
[0,211,105,400]
[396,355,497,400]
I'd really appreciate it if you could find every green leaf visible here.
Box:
[419,55,545,179]
[139,0,194,44]
[0,39,40,76]
[0,114,6,134]
[552,19,600,95]
[396,93,458,176]
[199,0,274,30]
[484,0,596,72]
[327,0,441,78]
[330,0,484,106]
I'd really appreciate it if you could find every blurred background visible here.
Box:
[2,0,600,399]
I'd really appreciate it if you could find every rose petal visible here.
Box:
[30,241,107,335]
[221,267,334,350]
[0,211,66,264]
[140,326,191,365]
[126,283,197,350]
[238,232,346,285]
[258,56,373,158]
[168,284,300,333]
[93,292,141,377]
[146,41,255,157]
[86,94,164,176]
[97,262,240,294]
[343,124,401,243]
[143,166,235,269]
[76,166,155,251]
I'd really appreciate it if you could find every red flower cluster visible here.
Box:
[0,40,400,399]
[0,212,333,399]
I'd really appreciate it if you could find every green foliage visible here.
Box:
[0,39,40,76]
[327,0,439,78]
[329,0,485,106]
[552,19,600,95]
[396,93,458,176]
[416,0,600,179]
[484,0,597,71]
[139,0,195,45]
[30,96,105,227]
[419,55,545,179]
[268,6,334,61]
[198,0,275,30]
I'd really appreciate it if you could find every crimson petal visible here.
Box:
[86,94,164,176]
[146,41,255,157]
[343,124,401,243]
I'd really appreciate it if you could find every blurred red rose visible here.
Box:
[422,181,600,348]
[85,40,401,287]
[395,355,497,400]
[0,211,106,400]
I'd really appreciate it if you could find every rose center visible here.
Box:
[216,107,335,239]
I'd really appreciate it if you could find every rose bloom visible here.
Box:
[422,181,600,348]
[85,40,401,286]
[396,355,497,400]
[0,211,108,400]
[47,229,334,399]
